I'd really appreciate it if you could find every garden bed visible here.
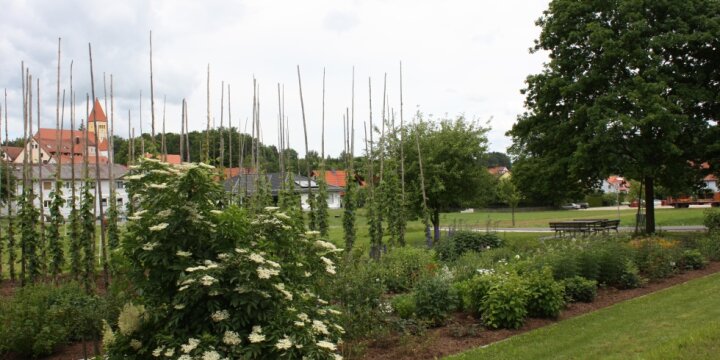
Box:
[358,260,720,360]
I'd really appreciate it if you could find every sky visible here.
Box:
[0,0,550,158]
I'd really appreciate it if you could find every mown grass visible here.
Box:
[447,271,720,360]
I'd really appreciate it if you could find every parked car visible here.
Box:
[561,203,581,210]
[577,202,590,209]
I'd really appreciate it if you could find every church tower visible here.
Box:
[87,98,108,142]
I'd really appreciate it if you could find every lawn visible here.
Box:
[447,271,720,360]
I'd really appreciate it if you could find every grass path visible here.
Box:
[447,272,720,359]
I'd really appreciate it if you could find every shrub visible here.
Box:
[695,234,720,261]
[450,251,495,283]
[618,260,646,289]
[436,231,503,262]
[633,237,679,280]
[330,259,387,340]
[0,283,106,358]
[576,249,601,281]
[596,241,634,287]
[455,273,494,315]
[547,250,580,280]
[413,275,458,327]
[525,268,565,318]
[704,208,720,234]
[562,276,598,303]
[680,249,708,270]
[106,160,344,359]
[390,294,416,320]
[481,274,528,329]
[378,247,436,293]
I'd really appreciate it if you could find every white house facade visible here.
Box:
[3,164,129,218]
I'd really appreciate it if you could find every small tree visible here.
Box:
[47,180,66,280]
[18,186,40,284]
[342,175,357,253]
[314,176,329,237]
[79,179,96,292]
[498,178,522,227]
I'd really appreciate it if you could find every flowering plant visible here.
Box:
[106,159,344,359]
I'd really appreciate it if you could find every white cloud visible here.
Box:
[0,0,549,156]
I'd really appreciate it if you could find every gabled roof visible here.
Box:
[705,174,718,182]
[311,169,366,187]
[144,153,182,165]
[488,166,509,176]
[2,146,23,160]
[34,128,96,155]
[88,98,107,122]
[224,167,255,178]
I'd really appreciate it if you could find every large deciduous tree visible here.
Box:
[510,0,720,233]
[404,115,494,242]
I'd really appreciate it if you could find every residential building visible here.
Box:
[602,175,629,193]
[3,163,129,218]
[225,172,343,209]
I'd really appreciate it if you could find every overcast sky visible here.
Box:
[0,0,550,158]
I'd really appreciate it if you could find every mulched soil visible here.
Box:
[2,263,719,360]
[358,260,720,360]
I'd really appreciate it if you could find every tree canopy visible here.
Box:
[510,0,720,232]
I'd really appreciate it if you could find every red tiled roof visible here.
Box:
[98,139,109,151]
[88,98,107,122]
[57,154,109,164]
[312,169,348,187]
[144,153,182,165]
[224,167,255,178]
[35,128,97,156]
[2,146,23,160]
[705,174,718,181]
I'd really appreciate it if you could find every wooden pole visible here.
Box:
[219,81,225,168]
[88,43,109,288]
[180,99,185,162]
[185,100,190,162]
[399,62,405,201]
[161,95,166,161]
[228,84,232,174]
[149,31,156,145]
[37,78,46,276]
[296,66,312,207]
[55,38,62,178]
[139,91,145,155]
[205,64,210,163]
[109,76,114,192]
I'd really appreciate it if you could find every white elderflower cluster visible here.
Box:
[200,275,218,286]
[315,240,338,251]
[149,223,169,231]
[181,338,200,353]
[320,256,336,274]
[316,340,337,351]
[275,336,293,350]
[223,331,242,345]
[312,320,329,335]
[149,183,168,189]
[201,350,221,360]
[124,174,145,181]
[210,210,223,215]
[142,242,160,251]
[211,309,230,322]
[249,253,265,264]
[257,266,280,279]
[248,326,265,343]
[176,250,192,257]
[274,283,293,300]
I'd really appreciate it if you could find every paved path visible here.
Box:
[483,225,707,233]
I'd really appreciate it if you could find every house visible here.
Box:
[705,174,718,192]
[1,146,23,162]
[310,169,366,188]
[488,166,511,180]
[4,163,129,218]
[13,99,110,165]
[224,172,343,209]
[223,167,255,179]
[601,175,629,193]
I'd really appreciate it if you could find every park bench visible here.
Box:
[549,219,621,237]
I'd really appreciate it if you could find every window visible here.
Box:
[44,200,51,208]
[43,181,52,190]
[101,198,108,206]
[116,181,125,189]
[117,198,124,206]
[32,143,38,149]
[64,182,73,189]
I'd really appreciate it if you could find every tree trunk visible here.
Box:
[512,206,516,227]
[432,209,440,243]
[644,175,655,234]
